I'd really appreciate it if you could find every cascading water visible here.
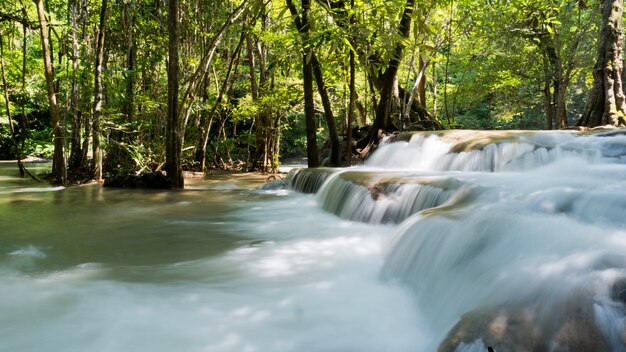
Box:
[289,129,626,351]
[2,130,626,352]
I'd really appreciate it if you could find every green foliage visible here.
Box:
[0,125,13,159]
[281,112,308,157]
[22,128,54,158]
[0,0,612,176]
[106,141,157,176]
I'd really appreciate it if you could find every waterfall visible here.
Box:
[289,129,626,351]
[315,171,460,224]
[286,167,335,193]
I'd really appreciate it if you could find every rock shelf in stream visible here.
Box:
[286,129,626,351]
[315,171,462,224]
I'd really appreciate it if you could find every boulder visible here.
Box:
[439,286,618,352]
[103,172,173,189]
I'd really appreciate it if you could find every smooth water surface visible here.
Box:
[0,162,421,352]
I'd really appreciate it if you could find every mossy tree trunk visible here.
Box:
[578,0,626,127]
[35,0,66,185]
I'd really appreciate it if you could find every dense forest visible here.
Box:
[0,0,624,187]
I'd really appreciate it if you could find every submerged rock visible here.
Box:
[439,279,626,352]
[611,278,626,304]
[259,179,287,190]
[103,172,173,189]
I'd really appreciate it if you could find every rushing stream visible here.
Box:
[2,130,626,351]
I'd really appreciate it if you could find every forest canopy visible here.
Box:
[0,0,621,185]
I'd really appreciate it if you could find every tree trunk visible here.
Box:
[543,33,568,129]
[92,0,107,180]
[542,53,555,130]
[166,0,184,188]
[405,53,435,123]
[286,0,337,166]
[286,0,319,167]
[303,53,319,168]
[122,0,136,126]
[418,56,427,110]
[68,0,82,169]
[555,83,568,128]
[179,3,247,135]
[432,61,438,117]
[578,0,626,127]
[347,13,355,166]
[310,53,340,166]
[247,25,274,172]
[302,0,320,167]
[246,32,267,171]
[197,31,244,171]
[35,0,66,185]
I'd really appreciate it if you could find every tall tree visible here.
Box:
[578,0,626,127]
[519,0,585,129]
[68,0,83,169]
[167,0,184,187]
[301,0,319,167]
[286,0,320,167]
[346,0,355,165]
[35,0,66,185]
[92,0,108,180]
[286,0,340,166]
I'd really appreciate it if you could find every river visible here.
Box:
[1,129,626,351]
[0,162,421,352]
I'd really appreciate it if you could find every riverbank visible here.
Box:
[0,159,297,190]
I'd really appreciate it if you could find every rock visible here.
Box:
[103,172,173,189]
[439,309,537,352]
[260,179,287,190]
[439,288,612,352]
[141,172,173,189]
[611,278,626,304]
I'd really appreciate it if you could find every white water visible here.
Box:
[290,130,626,350]
[0,165,423,352]
[2,130,626,351]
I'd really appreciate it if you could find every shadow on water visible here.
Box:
[0,162,274,281]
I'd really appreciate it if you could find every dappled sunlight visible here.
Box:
[241,236,381,278]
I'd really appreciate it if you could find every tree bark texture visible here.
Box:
[35,0,66,185]
[92,0,107,180]
[166,0,184,188]
[310,52,340,166]
[347,31,355,165]
[301,1,320,168]
[68,0,83,169]
[578,0,626,127]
